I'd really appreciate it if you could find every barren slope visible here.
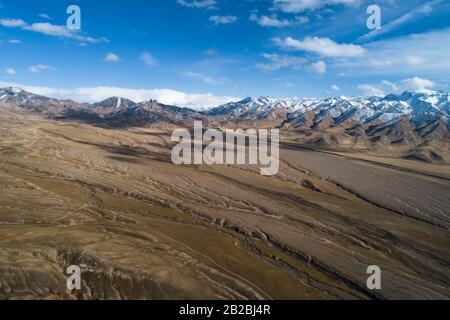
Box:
[0,105,449,300]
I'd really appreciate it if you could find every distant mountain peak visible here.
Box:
[1,86,449,132]
[1,86,24,95]
[207,91,450,126]
[91,96,137,114]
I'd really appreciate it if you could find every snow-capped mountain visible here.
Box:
[1,86,449,129]
[208,97,307,120]
[205,91,449,163]
[209,91,450,128]
[0,87,206,126]
[91,97,137,116]
[0,87,85,114]
[0,87,51,108]
[1,86,449,162]
[101,99,207,127]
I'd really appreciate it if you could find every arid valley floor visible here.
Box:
[0,105,449,300]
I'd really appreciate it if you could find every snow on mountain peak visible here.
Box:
[0,87,23,97]
[208,90,449,125]
[1,86,449,128]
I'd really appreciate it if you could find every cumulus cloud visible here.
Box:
[250,14,309,28]
[358,77,436,97]
[209,15,238,25]
[0,82,240,111]
[401,77,435,91]
[273,36,365,57]
[0,17,106,43]
[4,68,16,76]
[250,14,290,28]
[25,23,105,43]
[308,60,327,74]
[28,64,58,73]
[331,84,339,91]
[273,0,361,13]
[140,51,158,67]
[0,18,26,27]
[104,53,121,62]
[358,84,385,97]
[177,0,217,9]
[256,53,305,71]
[381,80,398,92]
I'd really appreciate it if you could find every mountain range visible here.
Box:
[1,86,449,163]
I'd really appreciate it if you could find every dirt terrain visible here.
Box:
[280,142,450,229]
[0,104,449,300]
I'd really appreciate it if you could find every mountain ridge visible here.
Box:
[1,86,449,163]
[2,86,449,122]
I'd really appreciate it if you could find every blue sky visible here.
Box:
[1,0,450,109]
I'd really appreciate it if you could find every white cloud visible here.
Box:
[24,23,105,43]
[28,64,57,73]
[104,53,121,62]
[8,39,21,44]
[183,72,223,85]
[38,13,52,20]
[5,68,16,76]
[250,14,309,28]
[256,53,305,71]
[358,77,436,97]
[401,77,434,91]
[0,82,239,111]
[273,0,360,13]
[381,80,398,92]
[250,14,290,28]
[274,36,365,57]
[0,18,26,27]
[308,60,327,74]
[177,0,217,9]
[331,84,339,91]
[0,18,106,43]
[140,51,158,67]
[209,15,238,25]
[358,84,385,97]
